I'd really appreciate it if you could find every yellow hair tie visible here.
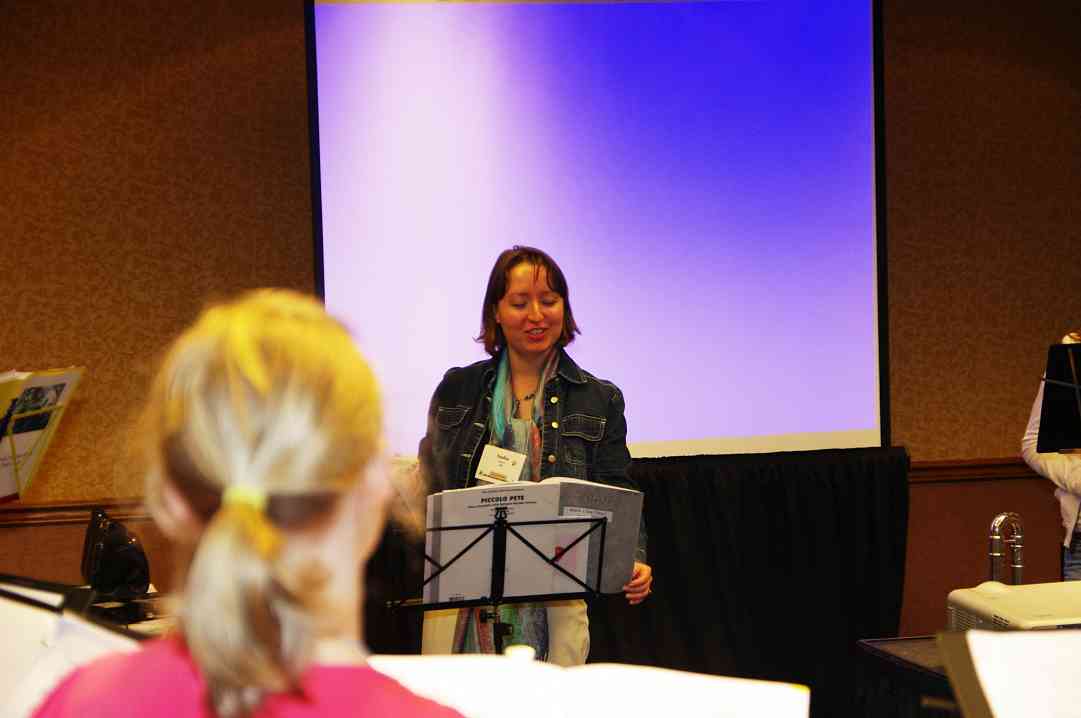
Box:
[222,484,280,558]
[222,484,268,512]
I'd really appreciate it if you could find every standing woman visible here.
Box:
[419,247,652,666]
[33,290,461,718]
[1022,330,1081,580]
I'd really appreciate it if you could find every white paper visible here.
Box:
[965,629,1081,718]
[370,654,810,718]
[0,598,137,718]
[0,582,65,609]
[562,506,614,529]
[425,483,595,603]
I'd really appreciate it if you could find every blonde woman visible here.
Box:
[33,291,461,718]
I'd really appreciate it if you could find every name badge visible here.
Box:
[475,444,527,484]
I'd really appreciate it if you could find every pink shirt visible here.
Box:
[32,638,464,718]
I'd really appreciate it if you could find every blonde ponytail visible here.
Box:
[185,503,287,717]
[141,290,382,717]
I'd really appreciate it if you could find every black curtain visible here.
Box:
[367,447,910,718]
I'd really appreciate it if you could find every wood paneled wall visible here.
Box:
[0,500,175,593]
[901,459,1060,636]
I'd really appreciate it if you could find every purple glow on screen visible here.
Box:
[314,1,879,456]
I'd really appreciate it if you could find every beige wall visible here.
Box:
[3,2,314,501]
[2,2,1080,505]
[885,4,1081,460]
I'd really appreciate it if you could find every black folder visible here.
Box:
[1037,343,1081,453]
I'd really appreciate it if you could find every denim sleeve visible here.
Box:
[593,387,648,563]
[418,376,449,496]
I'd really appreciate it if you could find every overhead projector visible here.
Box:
[947,580,1081,631]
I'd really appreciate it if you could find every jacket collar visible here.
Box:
[482,348,586,386]
[555,349,587,385]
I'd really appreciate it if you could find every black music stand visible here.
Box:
[1037,343,1081,452]
[420,506,608,655]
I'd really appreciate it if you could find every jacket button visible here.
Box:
[551,421,559,429]
[550,396,558,404]
[547,454,556,464]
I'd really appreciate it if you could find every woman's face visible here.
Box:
[495,262,565,363]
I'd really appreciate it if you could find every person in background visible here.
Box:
[418,246,652,666]
[33,290,462,718]
[1021,330,1081,581]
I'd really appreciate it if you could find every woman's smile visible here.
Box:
[495,263,565,362]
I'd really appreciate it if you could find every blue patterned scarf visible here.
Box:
[451,349,559,658]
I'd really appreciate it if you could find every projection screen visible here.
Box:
[307,0,886,458]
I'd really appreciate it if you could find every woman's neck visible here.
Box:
[310,499,369,666]
[507,347,555,396]
[312,587,369,665]
[313,635,370,666]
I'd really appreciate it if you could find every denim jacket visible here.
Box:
[419,349,647,560]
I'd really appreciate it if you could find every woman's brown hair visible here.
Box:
[476,246,580,356]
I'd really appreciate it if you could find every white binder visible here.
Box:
[424,478,642,605]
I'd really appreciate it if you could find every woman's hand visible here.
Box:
[623,561,653,605]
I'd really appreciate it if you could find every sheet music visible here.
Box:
[966,629,1081,718]
[3,612,137,718]
[425,483,593,603]
[370,655,810,718]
